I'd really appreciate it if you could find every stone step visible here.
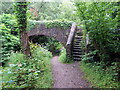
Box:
[73,53,82,56]
[74,45,81,47]
[75,36,83,39]
[73,57,81,61]
[74,46,82,48]
[75,38,82,40]
[73,54,82,57]
[73,49,82,51]
[75,39,81,42]
[74,44,80,46]
[74,42,81,44]
[73,47,81,49]
[75,39,81,41]
[75,40,81,42]
[76,33,82,36]
[75,37,82,39]
[74,44,80,47]
[73,51,82,53]
[76,31,82,33]
[75,40,82,42]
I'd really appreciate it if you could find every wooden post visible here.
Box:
[20,31,31,56]
[66,23,77,59]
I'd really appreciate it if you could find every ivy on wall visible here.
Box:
[28,19,73,30]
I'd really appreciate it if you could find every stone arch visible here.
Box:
[27,24,71,46]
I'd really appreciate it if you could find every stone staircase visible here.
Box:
[72,31,83,61]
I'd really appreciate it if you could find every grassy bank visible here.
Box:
[80,62,120,88]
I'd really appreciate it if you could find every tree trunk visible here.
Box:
[20,31,31,56]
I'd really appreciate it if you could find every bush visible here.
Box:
[1,45,53,88]
[59,48,68,63]
[0,14,20,65]
[0,24,20,65]
[30,36,63,55]
[75,2,120,63]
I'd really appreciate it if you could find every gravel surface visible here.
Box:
[51,56,91,88]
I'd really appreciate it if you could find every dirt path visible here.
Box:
[51,56,91,88]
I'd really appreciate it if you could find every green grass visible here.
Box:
[80,62,120,88]
[59,48,73,63]
[35,69,53,88]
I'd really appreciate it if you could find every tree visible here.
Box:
[14,1,31,56]
[75,2,120,63]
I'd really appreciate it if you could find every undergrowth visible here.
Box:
[1,44,53,88]
[59,48,73,63]
[28,19,72,30]
[80,61,120,88]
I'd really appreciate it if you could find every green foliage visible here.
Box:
[0,14,18,34]
[1,2,14,14]
[1,45,53,88]
[8,52,25,65]
[45,37,63,55]
[45,19,72,30]
[59,48,66,63]
[14,1,28,31]
[75,2,120,63]
[0,14,20,65]
[80,62,120,88]
[29,1,76,21]
[81,50,98,63]
[59,48,71,63]
[27,20,37,31]
[75,2,120,88]
[28,19,72,30]
[29,35,63,55]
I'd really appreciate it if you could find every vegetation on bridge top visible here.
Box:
[28,19,73,31]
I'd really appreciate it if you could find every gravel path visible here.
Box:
[51,56,91,88]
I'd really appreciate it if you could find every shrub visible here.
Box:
[30,36,63,55]
[0,24,20,65]
[0,14,20,65]
[75,2,120,63]
[1,45,53,88]
[59,48,68,63]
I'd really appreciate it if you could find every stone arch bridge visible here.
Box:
[27,24,71,45]
[25,22,83,60]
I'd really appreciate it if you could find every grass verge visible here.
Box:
[80,62,120,88]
